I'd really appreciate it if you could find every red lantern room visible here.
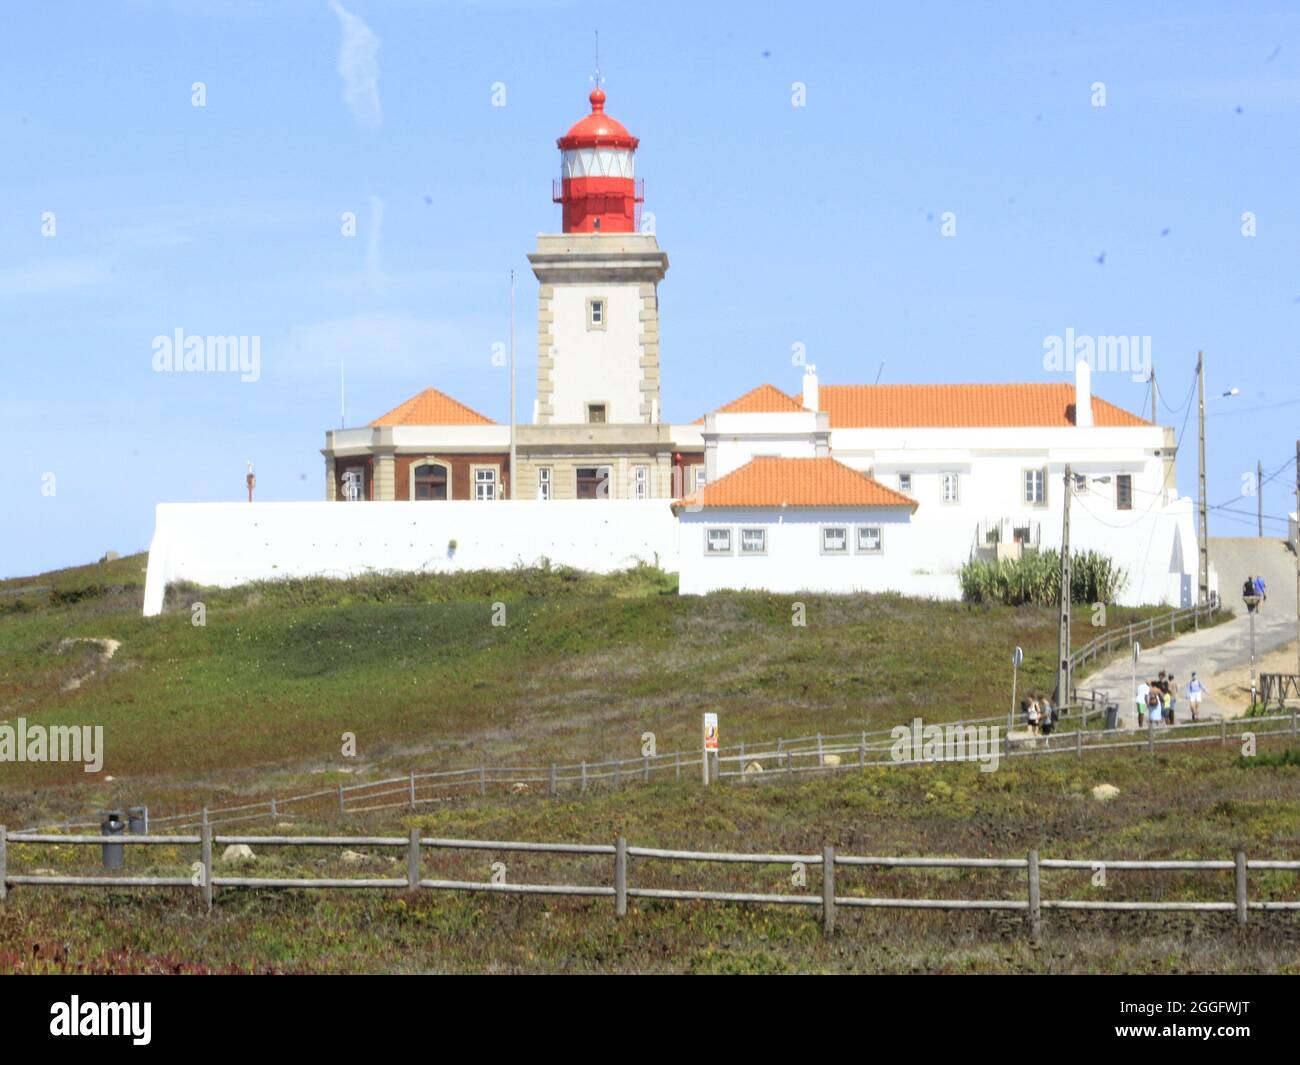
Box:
[552,87,644,233]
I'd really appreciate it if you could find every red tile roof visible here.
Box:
[677,457,918,510]
[814,383,1149,428]
[371,387,495,427]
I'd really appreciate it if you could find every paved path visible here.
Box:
[1080,597,1296,726]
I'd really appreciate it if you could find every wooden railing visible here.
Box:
[2,828,1296,938]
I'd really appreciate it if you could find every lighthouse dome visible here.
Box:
[557,88,639,150]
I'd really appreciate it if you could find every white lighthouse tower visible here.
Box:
[528,86,668,427]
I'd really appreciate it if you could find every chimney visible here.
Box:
[802,364,819,412]
[1074,358,1093,428]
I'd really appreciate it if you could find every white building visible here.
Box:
[143,86,1203,614]
[680,361,1200,606]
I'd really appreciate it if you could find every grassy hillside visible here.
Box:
[3,745,1298,974]
[0,553,1210,826]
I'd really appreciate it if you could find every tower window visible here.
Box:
[537,466,552,500]
[632,464,649,499]
[587,403,606,424]
[576,466,610,499]
[586,297,607,331]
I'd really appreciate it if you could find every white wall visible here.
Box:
[142,500,679,616]
[548,283,645,424]
[677,506,957,598]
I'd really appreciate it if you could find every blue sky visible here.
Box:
[2,0,1298,577]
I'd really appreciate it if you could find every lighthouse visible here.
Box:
[529,86,668,428]
[552,87,643,233]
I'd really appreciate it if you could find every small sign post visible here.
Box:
[1009,646,1024,733]
[1131,640,1141,723]
[702,712,719,786]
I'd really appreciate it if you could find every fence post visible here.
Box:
[581,761,588,792]
[858,737,866,768]
[201,824,214,911]
[270,797,278,821]
[0,825,7,902]
[479,767,486,797]
[409,771,417,809]
[1027,849,1041,941]
[1075,728,1083,759]
[822,845,836,936]
[549,764,558,796]
[615,835,628,917]
[408,827,421,892]
[1221,719,1227,747]
[337,784,345,814]
[816,732,824,767]
[201,806,209,829]
[674,752,680,781]
[1235,851,1248,926]
[642,756,649,783]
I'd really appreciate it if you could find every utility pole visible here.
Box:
[1258,458,1264,537]
[1197,352,1209,605]
[1057,464,1073,707]
[508,269,516,500]
[1150,364,1158,424]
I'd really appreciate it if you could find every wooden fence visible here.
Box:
[1068,596,1221,675]
[2,828,1296,938]
[20,709,1300,835]
[1260,673,1300,710]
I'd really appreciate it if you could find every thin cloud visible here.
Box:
[327,0,382,129]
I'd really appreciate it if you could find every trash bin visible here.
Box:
[128,806,148,835]
[100,810,126,869]
[1104,704,1119,731]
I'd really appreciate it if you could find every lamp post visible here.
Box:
[1243,590,1261,707]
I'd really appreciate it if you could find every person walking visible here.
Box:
[1167,673,1178,725]
[1187,672,1207,722]
[1135,679,1149,728]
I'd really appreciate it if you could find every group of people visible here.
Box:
[1021,692,1058,735]
[1135,671,1208,726]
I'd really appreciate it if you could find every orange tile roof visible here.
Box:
[677,457,918,510]
[693,383,808,423]
[814,383,1149,428]
[371,387,495,427]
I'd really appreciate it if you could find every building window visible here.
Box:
[576,466,610,499]
[341,467,367,501]
[587,403,607,424]
[740,528,766,555]
[632,464,650,499]
[856,525,883,553]
[694,467,707,490]
[587,297,607,331]
[705,527,732,555]
[1116,474,1133,510]
[821,526,849,554]
[898,472,912,494]
[537,467,552,501]
[1023,468,1046,505]
[413,463,448,501]
[473,467,497,501]
[941,472,960,504]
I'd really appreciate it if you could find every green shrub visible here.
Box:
[959,550,1127,606]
